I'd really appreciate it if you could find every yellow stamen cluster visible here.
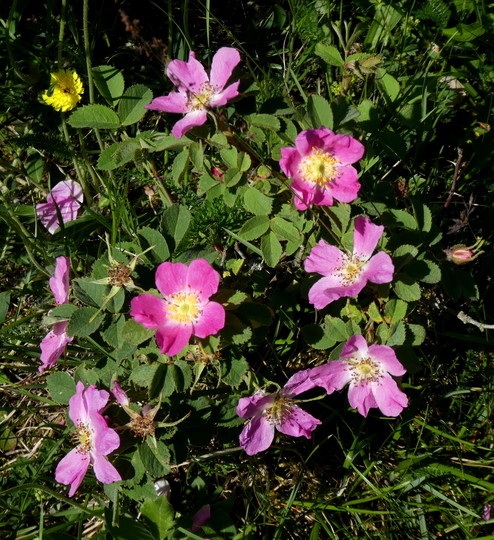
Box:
[165,290,202,324]
[42,69,84,112]
[298,148,340,186]
[264,395,294,426]
[187,83,215,110]
[348,357,382,384]
[73,422,92,454]
[337,255,366,286]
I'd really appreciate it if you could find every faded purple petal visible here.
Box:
[145,92,189,113]
[209,47,241,90]
[372,377,408,417]
[192,301,225,338]
[50,256,70,305]
[209,80,240,107]
[239,414,275,455]
[276,405,321,438]
[353,216,384,260]
[39,321,73,372]
[92,453,122,484]
[171,110,208,138]
[340,334,368,359]
[304,240,344,276]
[55,447,90,497]
[309,360,352,393]
[347,383,377,417]
[36,180,83,234]
[167,51,209,92]
[368,344,406,376]
[236,392,273,419]
[362,252,394,284]
[191,504,211,533]
[282,368,319,397]
[111,381,129,406]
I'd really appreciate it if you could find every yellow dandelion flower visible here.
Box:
[42,69,84,112]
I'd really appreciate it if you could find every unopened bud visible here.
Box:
[444,238,484,265]
[111,380,130,406]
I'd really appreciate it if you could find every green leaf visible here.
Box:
[261,231,282,267]
[107,516,156,540]
[220,147,238,169]
[375,69,400,102]
[46,372,76,405]
[315,43,345,67]
[130,363,159,387]
[140,497,175,540]
[270,216,301,244]
[393,245,419,271]
[325,317,350,342]
[171,148,190,183]
[239,215,270,241]
[97,139,141,170]
[442,22,485,42]
[324,204,351,234]
[138,442,170,478]
[407,259,441,284]
[121,319,155,345]
[223,168,243,187]
[0,291,11,323]
[118,84,153,125]
[249,114,281,131]
[368,302,383,323]
[405,323,426,346]
[161,204,192,248]
[302,324,337,349]
[92,65,125,106]
[68,104,121,129]
[384,298,408,324]
[307,94,333,129]
[67,306,105,337]
[100,314,126,348]
[394,275,421,302]
[384,208,417,230]
[138,227,170,263]
[387,321,406,346]
[243,188,273,216]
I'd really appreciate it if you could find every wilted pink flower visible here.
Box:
[279,127,365,211]
[444,238,484,265]
[304,216,394,309]
[130,259,225,357]
[191,504,211,533]
[236,370,321,455]
[55,381,121,497]
[146,47,241,139]
[36,180,83,234]
[39,256,73,372]
[111,381,129,406]
[310,335,408,417]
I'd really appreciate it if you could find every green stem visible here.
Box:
[57,0,67,66]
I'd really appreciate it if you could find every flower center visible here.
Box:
[187,83,216,111]
[298,148,340,186]
[73,422,92,454]
[165,290,202,324]
[348,356,382,384]
[337,254,366,286]
[264,395,294,426]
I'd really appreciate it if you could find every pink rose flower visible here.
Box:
[36,180,83,234]
[145,47,241,139]
[304,216,394,309]
[310,335,408,417]
[130,259,225,357]
[39,256,74,372]
[236,369,322,455]
[279,127,365,211]
[55,381,121,497]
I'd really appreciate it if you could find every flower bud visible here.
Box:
[111,380,130,406]
[444,238,484,265]
[445,246,475,265]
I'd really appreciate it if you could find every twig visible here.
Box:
[457,311,494,331]
[444,148,464,208]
